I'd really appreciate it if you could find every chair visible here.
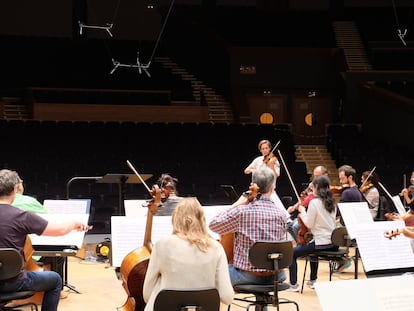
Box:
[300,226,353,293]
[229,241,299,311]
[0,248,38,311]
[153,288,220,311]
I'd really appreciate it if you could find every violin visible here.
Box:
[263,152,277,164]
[263,139,281,164]
[242,183,260,202]
[330,184,350,194]
[360,182,374,193]
[296,190,314,245]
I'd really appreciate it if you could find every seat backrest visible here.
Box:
[331,227,352,247]
[153,288,220,311]
[249,241,293,271]
[0,248,24,281]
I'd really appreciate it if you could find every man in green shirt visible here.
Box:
[12,177,48,214]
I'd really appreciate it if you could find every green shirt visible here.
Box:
[12,193,48,214]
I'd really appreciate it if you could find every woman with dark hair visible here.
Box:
[154,173,182,216]
[286,175,338,291]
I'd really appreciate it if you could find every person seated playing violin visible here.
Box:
[286,175,339,292]
[209,166,289,292]
[286,165,328,244]
[338,165,364,204]
[360,170,380,220]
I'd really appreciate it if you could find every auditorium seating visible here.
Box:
[0,120,305,233]
[326,123,414,197]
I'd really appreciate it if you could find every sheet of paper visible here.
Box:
[29,213,90,248]
[354,220,414,272]
[111,205,231,267]
[392,195,407,217]
[124,199,148,217]
[43,199,91,214]
[315,274,414,311]
[337,202,373,239]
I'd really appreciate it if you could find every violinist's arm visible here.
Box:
[384,212,402,221]
[244,165,254,174]
[231,195,249,208]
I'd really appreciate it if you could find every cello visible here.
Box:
[117,161,162,311]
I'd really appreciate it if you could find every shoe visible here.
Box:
[306,280,316,289]
[285,283,300,292]
[60,291,69,299]
[335,258,352,273]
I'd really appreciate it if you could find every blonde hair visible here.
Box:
[172,197,212,252]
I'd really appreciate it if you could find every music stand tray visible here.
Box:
[97,173,152,215]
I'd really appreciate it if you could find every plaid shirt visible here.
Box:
[209,196,288,271]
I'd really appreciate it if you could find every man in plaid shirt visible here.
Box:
[209,165,289,287]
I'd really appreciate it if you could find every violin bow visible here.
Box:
[277,149,301,202]
[126,160,152,193]
[360,166,377,189]
[270,139,281,155]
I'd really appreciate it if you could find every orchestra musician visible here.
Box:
[244,139,290,220]
[338,165,364,204]
[383,175,414,251]
[11,172,67,298]
[154,173,182,216]
[360,170,380,220]
[335,165,364,273]
[143,197,234,311]
[286,165,328,243]
[0,169,90,311]
[209,165,289,305]
[286,175,338,292]
[399,171,414,216]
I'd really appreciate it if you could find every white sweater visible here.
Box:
[299,197,337,246]
[143,235,234,311]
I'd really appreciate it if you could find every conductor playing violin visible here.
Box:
[0,169,91,311]
[244,139,290,220]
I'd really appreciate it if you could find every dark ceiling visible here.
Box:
[1,0,413,40]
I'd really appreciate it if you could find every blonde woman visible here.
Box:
[143,197,234,311]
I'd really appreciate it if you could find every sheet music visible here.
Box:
[111,205,230,267]
[29,213,90,248]
[337,202,373,239]
[315,274,414,311]
[43,199,91,214]
[354,220,414,272]
[124,200,148,217]
[392,195,407,217]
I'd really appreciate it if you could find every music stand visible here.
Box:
[220,185,239,203]
[97,174,152,216]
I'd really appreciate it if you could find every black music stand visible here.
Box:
[33,248,79,293]
[97,173,152,216]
